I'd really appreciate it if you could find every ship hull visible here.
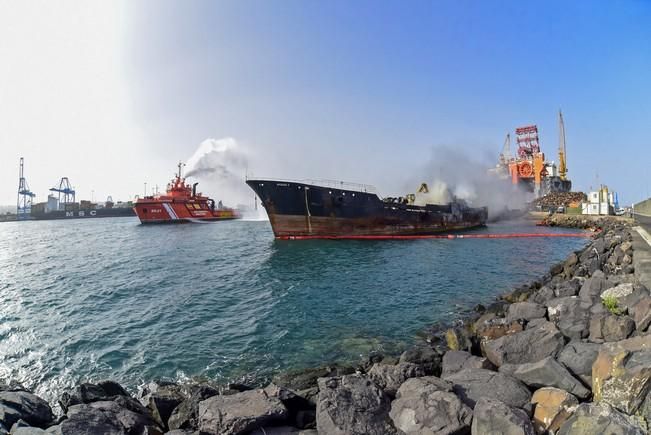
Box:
[247,179,487,239]
[134,201,238,224]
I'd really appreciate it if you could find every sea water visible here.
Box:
[0,217,587,402]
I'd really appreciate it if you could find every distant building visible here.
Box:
[582,186,616,215]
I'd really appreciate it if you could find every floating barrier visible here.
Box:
[278,233,593,240]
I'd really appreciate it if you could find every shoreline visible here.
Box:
[2,215,649,434]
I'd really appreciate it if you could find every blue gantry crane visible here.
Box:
[50,177,75,206]
[17,157,36,219]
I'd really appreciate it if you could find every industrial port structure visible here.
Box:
[493,110,572,197]
[12,158,135,221]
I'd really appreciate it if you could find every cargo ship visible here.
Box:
[246,179,488,239]
[134,163,239,224]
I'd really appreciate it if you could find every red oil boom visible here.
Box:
[278,233,593,240]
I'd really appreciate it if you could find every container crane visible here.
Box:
[558,110,568,181]
[498,133,511,165]
[17,157,36,219]
[50,177,75,205]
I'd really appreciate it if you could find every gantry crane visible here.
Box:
[17,157,35,219]
[558,110,568,181]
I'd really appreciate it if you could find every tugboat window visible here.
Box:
[143,208,147,213]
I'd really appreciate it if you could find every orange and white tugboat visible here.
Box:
[134,163,239,224]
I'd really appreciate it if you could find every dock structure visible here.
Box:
[17,157,35,220]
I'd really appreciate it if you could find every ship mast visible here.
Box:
[177,161,185,179]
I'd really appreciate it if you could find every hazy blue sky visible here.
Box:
[1,0,650,206]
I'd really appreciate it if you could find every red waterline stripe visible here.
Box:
[276,233,594,240]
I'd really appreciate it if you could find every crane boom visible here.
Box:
[558,110,567,181]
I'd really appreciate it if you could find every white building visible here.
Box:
[582,186,615,215]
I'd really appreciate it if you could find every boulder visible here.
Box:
[399,345,442,376]
[272,365,354,392]
[167,384,219,430]
[592,335,651,421]
[632,297,651,332]
[0,391,54,429]
[555,278,583,298]
[145,385,185,430]
[198,388,288,435]
[442,368,531,409]
[445,327,472,352]
[482,321,565,367]
[96,381,129,398]
[367,363,424,398]
[441,350,493,378]
[475,318,525,342]
[499,357,591,400]
[75,400,158,434]
[529,286,556,305]
[557,341,601,387]
[578,271,608,302]
[557,402,646,435]
[471,397,535,435]
[546,297,591,340]
[531,387,579,434]
[590,314,635,342]
[315,375,398,435]
[263,384,315,429]
[389,377,472,435]
[48,404,127,435]
[58,382,128,413]
[506,302,547,322]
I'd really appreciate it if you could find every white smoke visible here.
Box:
[405,146,531,219]
[185,137,266,220]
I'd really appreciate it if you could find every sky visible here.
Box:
[1,0,650,207]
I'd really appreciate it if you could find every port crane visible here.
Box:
[50,177,75,205]
[17,157,35,219]
[558,110,568,181]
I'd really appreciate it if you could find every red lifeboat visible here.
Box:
[134,162,240,224]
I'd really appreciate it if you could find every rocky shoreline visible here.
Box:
[2,218,650,434]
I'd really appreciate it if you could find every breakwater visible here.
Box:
[3,218,649,434]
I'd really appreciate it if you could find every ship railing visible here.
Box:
[246,177,378,194]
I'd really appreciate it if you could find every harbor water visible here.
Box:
[0,217,587,403]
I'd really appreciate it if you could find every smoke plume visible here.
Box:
[185,138,265,220]
[405,146,530,220]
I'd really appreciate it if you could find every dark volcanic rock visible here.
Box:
[79,400,158,434]
[505,302,546,322]
[590,314,636,342]
[0,391,54,429]
[389,377,472,435]
[167,384,219,431]
[272,365,354,392]
[49,404,127,435]
[631,297,651,332]
[557,402,645,435]
[442,368,531,409]
[471,397,535,435]
[398,345,442,376]
[557,341,601,386]
[578,271,608,302]
[499,357,591,400]
[546,297,592,340]
[482,321,565,367]
[316,374,398,435]
[198,388,288,435]
[145,384,185,430]
[367,362,425,398]
[440,350,493,378]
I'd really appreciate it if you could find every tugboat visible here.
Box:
[134,163,239,224]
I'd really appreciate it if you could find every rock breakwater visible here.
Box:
[2,220,650,434]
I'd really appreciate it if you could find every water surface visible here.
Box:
[0,217,587,402]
